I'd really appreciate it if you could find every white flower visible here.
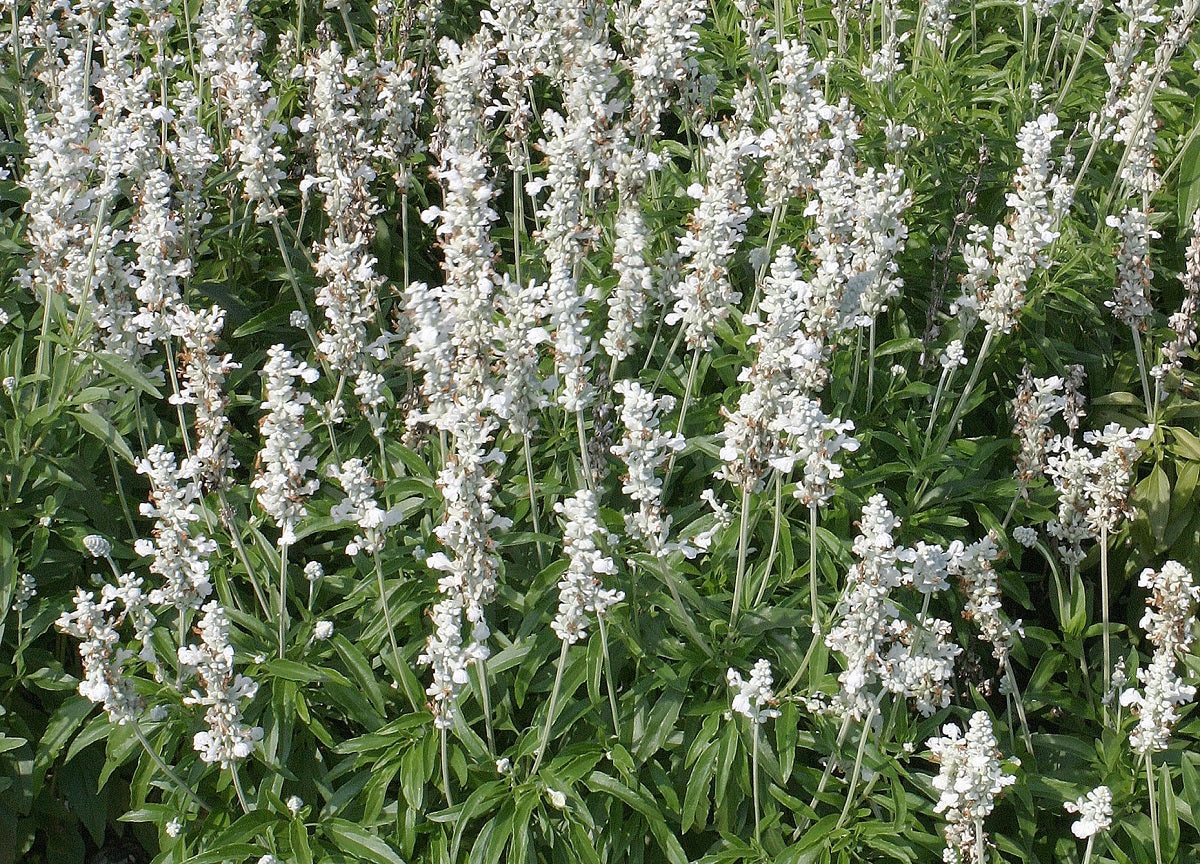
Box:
[177,602,263,767]
[928,711,1016,864]
[727,659,781,724]
[1064,786,1113,839]
[1013,526,1038,548]
[84,535,112,559]
[1121,561,1200,754]
[552,490,623,644]
[313,620,334,641]
[251,346,320,546]
[328,459,400,557]
[304,561,324,583]
[546,788,567,808]
[165,817,183,838]
[287,795,304,816]
[11,574,36,613]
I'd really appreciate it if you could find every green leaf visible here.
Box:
[71,410,136,466]
[34,696,93,793]
[93,352,164,399]
[323,818,407,864]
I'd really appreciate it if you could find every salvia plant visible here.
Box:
[0,0,1199,861]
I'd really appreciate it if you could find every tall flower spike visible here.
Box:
[251,346,320,546]
[727,659,781,724]
[552,490,623,644]
[1121,561,1200,755]
[928,711,1016,864]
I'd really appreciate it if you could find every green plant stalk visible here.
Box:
[1132,325,1153,419]
[532,640,571,775]
[596,614,621,742]
[130,721,213,812]
[936,328,994,455]
[278,540,289,660]
[664,348,702,482]
[1147,755,1162,864]
[752,721,762,845]
[866,321,877,411]
[374,550,403,690]
[524,434,546,570]
[976,815,986,864]
[1003,656,1034,754]
[1082,834,1096,864]
[809,503,820,635]
[1101,526,1111,715]
[576,409,595,492]
[475,656,496,754]
[441,726,454,807]
[835,699,878,830]
[793,712,854,838]
[218,489,273,620]
[752,474,784,608]
[230,763,251,813]
[730,487,753,628]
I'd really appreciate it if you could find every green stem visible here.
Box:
[809,503,820,636]
[752,474,784,608]
[532,641,570,776]
[374,551,402,689]
[278,541,290,660]
[730,488,753,629]
[836,700,878,829]
[752,722,762,845]
[597,615,621,741]
[441,726,454,807]
[475,657,496,754]
[130,721,214,812]
[524,434,546,570]
[1100,526,1111,715]
[1147,755,1162,864]
[935,328,994,455]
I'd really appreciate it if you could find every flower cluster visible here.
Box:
[610,380,685,556]
[252,346,321,546]
[552,490,623,644]
[928,711,1017,864]
[1064,785,1113,839]
[727,659,780,724]
[178,602,264,766]
[1121,561,1200,755]
[328,458,400,557]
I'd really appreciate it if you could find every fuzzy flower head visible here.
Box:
[551,490,623,644]
[928,711,1016,864]
[727,659,781,724]
[1064,786,1112,839]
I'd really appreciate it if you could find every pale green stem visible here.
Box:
[230,763,251,813]
[218,489,273,619]
[1101,526,1111,717]
[441,726,454,807]
[576,410,595,492]
[752,474,784,607]
[278,541,290,660]
[475,657,496,754]
[1147,755,1162,864]
[836,700,878,829]
[752,721,762,844]
[130,721,213,812]
[664,348,702,482]
[596,615,621,741]
[1003,656,1034,754]
[524,434,546,570]
[532,641,571,775]
[730,488,753,629]
[793,713,854,838]
[1082,834,1096,864]
[936,328,994,454]
[866,321,877,411]
[976,816,986,864]
[1132,326,1153,419]
[374,551,402,689]
[809,503,820,636]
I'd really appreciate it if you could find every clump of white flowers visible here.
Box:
[552,490,623,644]
[953,113,1072,336]
[610,381,685,556]
[1064,785,1113,839]
[252,346,321,546]
[1121,561,1200,755]
[928,711,1017,864]
[328,458,400,557]
[727,659,780,723]
[178,601,263,767]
